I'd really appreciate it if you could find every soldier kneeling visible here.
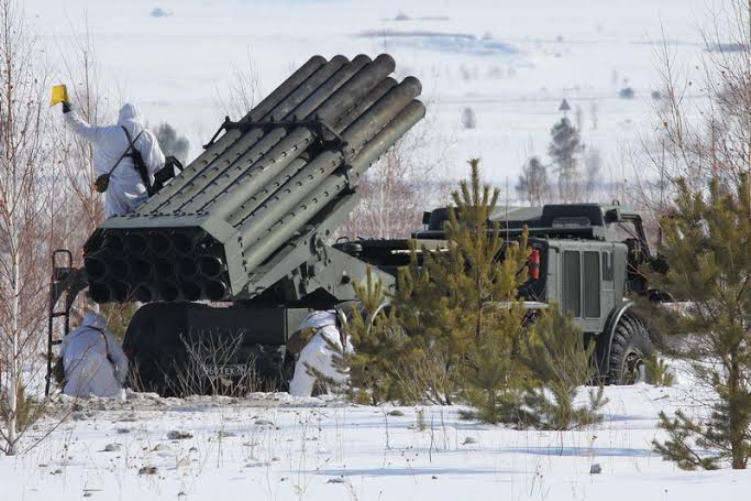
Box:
[286,309,354,397]
[57,306,129,399]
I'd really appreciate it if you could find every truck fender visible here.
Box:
[595,301,635,378]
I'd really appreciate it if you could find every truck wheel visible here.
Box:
[607,313,653,385]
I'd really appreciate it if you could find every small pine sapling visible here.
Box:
[416,158,530,421]
[517,307,607,430]
[339,268,408,404]
[644,355,674,387]
[652,410,721,470]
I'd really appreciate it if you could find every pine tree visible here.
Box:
[516,156,550,205]
[341,268,408,405]
[392,158,531,415]
[517,307,607,430]
[461,300,528,424]
[548,117,583,202]
[584,148,602,199]
[649,176,751,470]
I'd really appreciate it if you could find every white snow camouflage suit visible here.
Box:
[60,312,129,398]
[65,103,165,217]
[289,311,354,397]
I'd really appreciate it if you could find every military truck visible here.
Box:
[46,54,661,395]
[353,203,663,386]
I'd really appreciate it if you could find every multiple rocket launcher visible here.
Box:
[82,54,426,303]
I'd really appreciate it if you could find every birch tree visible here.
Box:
[0,0,53,455]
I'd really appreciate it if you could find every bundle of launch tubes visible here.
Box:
[82,54,425,303]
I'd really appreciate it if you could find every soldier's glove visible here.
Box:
[62,101,71,114]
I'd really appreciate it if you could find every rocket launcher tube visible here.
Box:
[331,77,397,133]
[163,56,357,215]
[340,76,422,157]
[174,127,289,214]
[234,78,423,242]
[151,127,266,212]
[288,55,371,121]
[185,55,400,219]
[346,100,427,182]
[225,157,308,227]
[238,100,425,275]
[158,281,181,302]
[268,56,349,121]
[110,281,130,302]
[239,54,328,123]
[134,284,154,303]
[187,55,326,167]
[237,151,342,243]
[89,283,111,303]
[316,54,396,124]
[195,129,316,220]
[84,256,107,280]
[204,280,228,301]
[181,281,202,301]
[147,56,338,212]
[141,55,327,212]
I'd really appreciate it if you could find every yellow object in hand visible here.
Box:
[50,84,69,107]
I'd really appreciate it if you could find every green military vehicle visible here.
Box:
[345,203,663,386]
[46,54,662,394]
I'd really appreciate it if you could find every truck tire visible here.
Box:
[607,312,654,385]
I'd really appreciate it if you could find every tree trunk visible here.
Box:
[487,388,496,424]
[6,225,20,456]
[728,355,747,469]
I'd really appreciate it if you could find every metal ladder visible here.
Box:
[45,250,87,396]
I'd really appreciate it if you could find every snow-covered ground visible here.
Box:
[26,0,714,186]
[3,379,749,501]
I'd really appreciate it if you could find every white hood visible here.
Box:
[81,311,107,331]
[299,310,337,331]
[117,103,141,125]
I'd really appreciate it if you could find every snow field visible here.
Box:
[3,379,748,501]
[26,0,714,185]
